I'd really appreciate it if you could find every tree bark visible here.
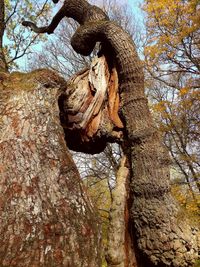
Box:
[0,0,8,71]
[0,70,101,267]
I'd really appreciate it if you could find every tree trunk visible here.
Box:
[0,70,101,267]
[0,0,7,71]
[70,21,200,265]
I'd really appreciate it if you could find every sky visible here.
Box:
[128,0,144,18]
[94,0,144,22]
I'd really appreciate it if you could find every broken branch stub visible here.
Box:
[60,55,124,154]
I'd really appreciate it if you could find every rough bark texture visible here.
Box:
[0,70,101,267]
[22,1,200,266]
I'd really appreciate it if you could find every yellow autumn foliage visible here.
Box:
[143,0,200,59]
[179,87,190,96]
[143,0,200,92]
[172,184,200,224]
[144,0,200,233]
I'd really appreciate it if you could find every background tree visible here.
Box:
[0,0,7,70]
[144,0,200,88]
[144,0,200,206]
[0,0,52,71]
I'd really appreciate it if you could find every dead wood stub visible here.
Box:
[61,56,124,154]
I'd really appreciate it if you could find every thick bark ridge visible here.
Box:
[0,70,101,267]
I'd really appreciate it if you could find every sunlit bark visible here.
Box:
[0,70,101,267]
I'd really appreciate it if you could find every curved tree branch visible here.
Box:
[22,20,49,34]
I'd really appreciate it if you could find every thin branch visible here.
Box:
[5,0,20,26]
